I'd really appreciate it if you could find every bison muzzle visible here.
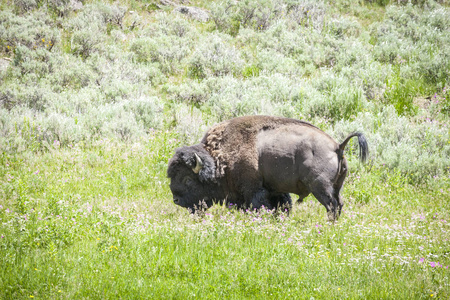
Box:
[167,115,368,221]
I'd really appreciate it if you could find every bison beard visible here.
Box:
[167,115,368,221]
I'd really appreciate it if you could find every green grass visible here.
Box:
[1,134,449,299]
[1,0,449,298]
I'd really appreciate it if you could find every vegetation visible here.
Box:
[0,0,449,298]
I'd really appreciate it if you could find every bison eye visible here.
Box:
[183,176,194,186]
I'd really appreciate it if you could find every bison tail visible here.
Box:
[339,132,368,163]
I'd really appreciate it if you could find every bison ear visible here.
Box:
[193,150,216,183]
[193,153,203,174]
[177,145,216,182]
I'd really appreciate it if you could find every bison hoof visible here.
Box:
[327,211,339,222]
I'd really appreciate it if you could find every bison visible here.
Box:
[167,115,368,221]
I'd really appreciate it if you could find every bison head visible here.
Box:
[167,144,223,211]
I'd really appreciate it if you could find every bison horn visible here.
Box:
[193,153,203,174]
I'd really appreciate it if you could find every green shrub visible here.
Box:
[242,64,261,78]
[186,33,243,79]
[11,45,51,79]
[235,23,316,73]
[285,0,326,30]
[326,16,361,38]
[362,0,391,6]
[12,0,37,13]
[47,0,74,17]
[371,3,450,86]
[341,60,390,102]
[210,0,326,35]
[130,35,190,74]
[67,3,126,31]
[148,11,196,38]
[196,75,306,121]
[384,66,421,115]
[304,72,368,120]
[70,27,105,58]
[164,80,211,104]
[46,53,97,90]
[0,106,82,152]
[171,103,208,144]
[0,9,60,53]
[440,86,450,116]
[0,81,57,112]
[66,3,126,57]
[123,96,165,130]
[254,49,298,74]
[129,12,198,75]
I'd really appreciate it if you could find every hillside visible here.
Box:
[0,0,449,298]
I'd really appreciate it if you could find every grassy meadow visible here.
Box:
[1,0,449,298]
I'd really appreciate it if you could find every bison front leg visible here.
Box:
[247,188,273,211]
[269,193,292,214]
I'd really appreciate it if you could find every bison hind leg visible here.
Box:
[311,187,342,222]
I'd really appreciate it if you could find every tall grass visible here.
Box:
[0,0,449,298]
[0,133,449,298]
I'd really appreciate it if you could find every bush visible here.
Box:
[95,107,143,141]
[46,53,97,91]
[254,49,298,75]
[0,9,60,53]
[47,0,75,17]
[0,81,57,112]
[123,96,165,130]
[0,106,84,152]
[384,65,422,116]
[171,104,208,145]
[66,3,126,58]
[70,27,105,58]
[164,80,211,104]
[12,0,37,13]
[186,33,243,79]
[129,12,198,75]
[341,61,390,102]
[371,3,450,86]
[305,72,368,121]
[130,35,190,74]
[148,11,197,38]
[12,45,51,79]
[67,3,126,31]
[326,16,361,38]
[285,0,326,30]
[196,75,305,121]
[210,0,326,35]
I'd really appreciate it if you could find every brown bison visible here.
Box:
[167,115,368,220]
